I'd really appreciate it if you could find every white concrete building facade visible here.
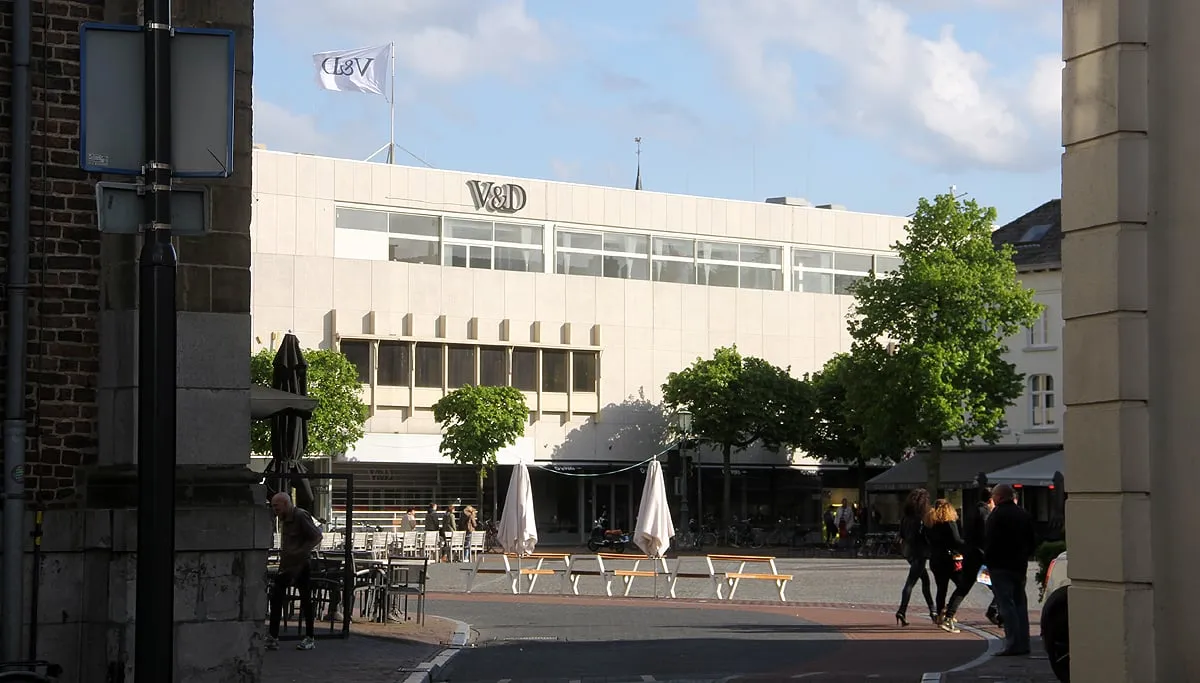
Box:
[249,149,909,537]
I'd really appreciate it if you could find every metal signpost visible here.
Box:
[79,6,234,681]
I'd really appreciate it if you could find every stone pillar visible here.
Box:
[1063,0,1200,679]
[82,0,270,680]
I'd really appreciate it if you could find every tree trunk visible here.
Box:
[857,456,868,533]
[722,442,733,526]
[477,466,486,517]
[926,441,942,497]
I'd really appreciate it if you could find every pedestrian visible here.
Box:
[984,484,1036,656]
[895,488,936,627]
[943,487,998,629]
[836,498,856,548]
[424,502,440,532]
[823,506,837,545]
[924,498,965,632]
[400,507,418,532]
[267,492,323,651]
[463,505,479,532]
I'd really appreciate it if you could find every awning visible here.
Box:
[250,384,317,421]
[867,447,1058,491]
[986,450,1064,487]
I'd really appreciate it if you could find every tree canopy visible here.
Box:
[661,346,810,524]
[846,192,1042,492]
[251,347,368,457]
[802,352,904,467]
[433,385,529,506]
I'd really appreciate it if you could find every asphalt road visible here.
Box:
[428,593,987,683]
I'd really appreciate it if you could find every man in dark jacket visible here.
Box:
[943,487,998,627]
[984,484,1036,656]
[268,492,323,651]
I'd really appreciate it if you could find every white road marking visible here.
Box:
[792,675,829,679]
[641,677,656,682]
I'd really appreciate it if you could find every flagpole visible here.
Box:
[387,41,395,164]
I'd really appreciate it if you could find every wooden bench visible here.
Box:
[464,552,571,594]
[705,554,792,601]
[597,553,669,597]
[666,557,725,599]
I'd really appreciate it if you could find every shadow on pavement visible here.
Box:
[435,636,984,682]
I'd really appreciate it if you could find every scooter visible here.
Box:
[587,516,629,553]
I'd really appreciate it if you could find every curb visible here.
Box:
[919,622,1002,682]
[400,618,472,683]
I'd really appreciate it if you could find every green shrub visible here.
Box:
[1035,540,1067,602]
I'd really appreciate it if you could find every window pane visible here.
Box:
[336,208,387,232]
[698,263,738,288]
[1045,375,1055,391]
[835,252,874,272]
[389,213,439,237]
[654,260,695,284]
[697,241,739,261]
[414,343,443,388]
[542,350,569,393]
[340,340,370,383]
[556,230,602,250]
[390,237,439,265]
[377,341,410,386]
[445,244,468,268]
[512,349,538,391]
[495,246,543,273]
[741,244,782,265]
[740,266,782,291]
[875,255,902,273]
[479,347,507,387]
[445,218,493,241]
[572,352,598,392]
[799,271,833,293]
[469,245,492,269]
[495,223,543,245]
[604,232,648,255]
[653,237,694,257]
[556,251,602,276]
[834,274,863,294]
[793,249,833,269]
[447,345,476,388]
[603,255,649,280]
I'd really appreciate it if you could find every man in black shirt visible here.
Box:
[943,487,996,627]
[984,484,1036,656]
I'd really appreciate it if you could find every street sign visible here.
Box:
[94,181,210,235]
[80,23,235,178]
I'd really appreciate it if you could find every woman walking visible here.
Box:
[895,488,935,626]
[925,498,966,633]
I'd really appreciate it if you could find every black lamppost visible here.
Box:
[677,409,693,529]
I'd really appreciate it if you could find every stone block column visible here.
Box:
[1063,0,1200,679]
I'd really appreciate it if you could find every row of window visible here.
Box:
[339,339,599,394]
[335,207,900,294]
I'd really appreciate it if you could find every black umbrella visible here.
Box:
[267,333,315,512]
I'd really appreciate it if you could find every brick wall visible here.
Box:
[0,0,106,505]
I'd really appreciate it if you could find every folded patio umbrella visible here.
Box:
[633,459,675,558]
[497,463,538,556]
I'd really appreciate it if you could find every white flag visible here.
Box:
[313,44,389,96]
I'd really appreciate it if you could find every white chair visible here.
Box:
[467,531,485,562]
[272,532,282,550]
[352,532,369,550]
[371,532,391,558]
[421,531,439,561]
[401,531,418,557]
[449,531,467,563]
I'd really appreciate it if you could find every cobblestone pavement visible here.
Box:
[260,617,454,683]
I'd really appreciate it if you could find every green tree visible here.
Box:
[250,347,368,457]
[846,193,1043,493]
[662,346,810,525]
[801,352,905,503]
[433,385,529,507]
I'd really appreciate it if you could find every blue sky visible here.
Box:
[252,0,1062,224]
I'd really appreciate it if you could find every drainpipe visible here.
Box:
[2,0,33,662]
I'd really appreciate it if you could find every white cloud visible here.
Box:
[252,97,338,156]
[261,0,555,84]
[694,0,1061,170]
